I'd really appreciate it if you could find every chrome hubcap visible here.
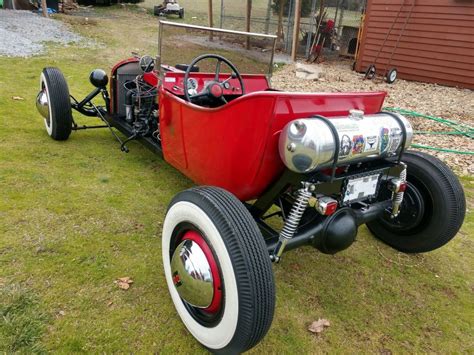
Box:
[171,239,214,308]
[36,88,49,121]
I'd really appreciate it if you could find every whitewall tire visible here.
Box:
[38,67,72,140]
[162,187,275,353]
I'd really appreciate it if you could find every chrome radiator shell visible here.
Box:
[279,112,413,173]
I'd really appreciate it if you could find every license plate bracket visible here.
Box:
[342,173,381,204]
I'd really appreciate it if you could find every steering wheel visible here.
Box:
[183,54,245,105]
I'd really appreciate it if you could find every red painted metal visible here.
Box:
[181,230,222,314]
[143,71,159,87]
[159,86,386,201]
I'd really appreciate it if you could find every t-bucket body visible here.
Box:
[159,82,386,200]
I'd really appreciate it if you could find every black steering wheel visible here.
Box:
[183,54,245,105]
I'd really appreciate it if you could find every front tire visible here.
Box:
[40,67,72,140]
[162,187,275,353]
[367,151,465,253]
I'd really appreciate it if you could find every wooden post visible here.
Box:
[264,0,272,34]
[245,0,252,49]
[219,0,224,28]
[219,0,224,39]
[291,0,302,61]
[208,0,214,41]
[41,0,48,17]
[337,0,345,37]
[277,0,284,39]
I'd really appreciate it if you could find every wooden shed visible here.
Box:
[355,0,474,89]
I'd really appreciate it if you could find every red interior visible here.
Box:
[159,71,387,201]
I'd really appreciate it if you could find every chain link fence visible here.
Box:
[217,0,364,58]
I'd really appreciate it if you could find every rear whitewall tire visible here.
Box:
[163,201,239,349]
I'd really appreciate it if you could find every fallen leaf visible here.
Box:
[308,318,330,334]
[12,96,24,100]
[115,277,133,290]
[117,281,130,290]
[117,277,133,283]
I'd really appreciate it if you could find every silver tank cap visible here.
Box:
[349,109,364,120]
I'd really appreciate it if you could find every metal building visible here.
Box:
[356,0,474,89]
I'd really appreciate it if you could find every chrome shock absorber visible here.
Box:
[272,183,313,262]
[391,163,407,218]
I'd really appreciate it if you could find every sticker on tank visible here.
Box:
[352,135,364,154]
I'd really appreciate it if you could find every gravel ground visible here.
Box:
[0,10,84,57]
[272,61,474,175]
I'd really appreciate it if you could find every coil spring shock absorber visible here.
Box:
[272,183,313,262]
[391,163,407,218]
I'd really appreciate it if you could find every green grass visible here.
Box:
[0,285,48,353]
[0,6,473,353]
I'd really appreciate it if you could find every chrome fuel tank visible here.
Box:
[279,111,413,173]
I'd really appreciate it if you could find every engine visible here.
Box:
[123,78,159,141]
[279,110,413,173]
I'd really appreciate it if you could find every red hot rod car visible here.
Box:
[36,21,465,354]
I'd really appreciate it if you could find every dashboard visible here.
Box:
[162,72,270,96]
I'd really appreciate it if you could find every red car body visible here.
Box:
[110,58,386,200]
[158,73,386,200]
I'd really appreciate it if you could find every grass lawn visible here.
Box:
[1,6,473,353]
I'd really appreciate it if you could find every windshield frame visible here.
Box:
[158,20,278,79]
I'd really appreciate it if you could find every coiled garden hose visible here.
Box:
[384,107,474,155]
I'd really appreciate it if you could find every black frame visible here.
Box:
[248,159,405,254]
[69,79,164,156]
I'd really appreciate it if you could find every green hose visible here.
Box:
[384,107,474,155]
